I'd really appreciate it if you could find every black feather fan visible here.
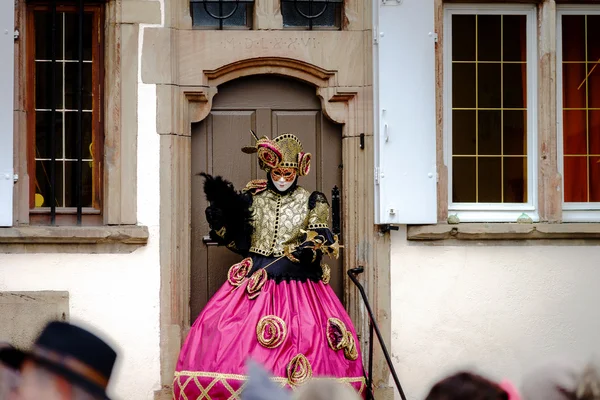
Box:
[200,173,254,254]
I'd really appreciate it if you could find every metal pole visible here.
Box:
[348,267,407,400]
[367,321,374,400]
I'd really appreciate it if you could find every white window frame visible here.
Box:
[444,4,538,223]
[557,5,600,223]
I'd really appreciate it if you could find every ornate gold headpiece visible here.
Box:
[241,130,312,176]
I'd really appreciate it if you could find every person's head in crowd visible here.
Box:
[521,357,600,400]
[425,371,513,400]
[0,343,22,400]
[0,321,117,400]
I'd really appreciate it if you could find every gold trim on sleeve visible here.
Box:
[321,264,331,284]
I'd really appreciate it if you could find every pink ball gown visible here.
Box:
[173,134,366,399]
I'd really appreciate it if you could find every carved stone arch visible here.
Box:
[183,57,360,135]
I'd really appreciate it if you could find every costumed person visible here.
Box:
[173,132,366,399]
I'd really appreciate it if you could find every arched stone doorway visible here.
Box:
[154,56,390,399]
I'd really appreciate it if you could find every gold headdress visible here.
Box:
[242,131,312,176]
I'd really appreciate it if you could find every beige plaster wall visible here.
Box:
[389,229,600,400]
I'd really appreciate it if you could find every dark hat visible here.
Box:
[0,342,25,370]
[0,321,117,399]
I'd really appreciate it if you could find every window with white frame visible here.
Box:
[557,7,600,222]
[444,5,537,222]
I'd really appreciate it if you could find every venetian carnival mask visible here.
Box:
[270,167,297,192]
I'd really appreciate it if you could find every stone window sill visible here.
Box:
[407,223,600,241]
[0,225,149,254]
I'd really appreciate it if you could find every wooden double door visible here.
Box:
[190,75,343,319]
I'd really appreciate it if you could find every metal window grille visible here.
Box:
[190,0,254,30]
[30,0,101,225]
[281,0,343,30]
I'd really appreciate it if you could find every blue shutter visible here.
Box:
[374,0,437,224]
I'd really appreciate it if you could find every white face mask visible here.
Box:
[270,168,297,192]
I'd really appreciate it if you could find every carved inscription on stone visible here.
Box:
[221,37,320,50]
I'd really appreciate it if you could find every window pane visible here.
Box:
[562,63,587,109]
[191,3,220,27]
[35,111,63,159]
[561,14,600,203]
[591,157,600,202]
[65,13,93,61]
[503,63,526,108]
[452,157,476,203]
[477,15,501,62]
[222,3,249,26]
[35,161,63,207]
[503,157,526,203]
[590,110,600,155]
[503,110,526,156]
[478,63,501,108]
[281,1,342,29]
[452,15,475,61]
[64,112,93,160]
[562,15,585,62]
[35,61,63,110]
[311,3,341,27]
[452,63,476,108]
[65,62,93,110]
[503,15,526,62]
[450,13,529,205]
[452,110,476,155]
[34,12,63,60]
[477,110,501,155]
[587,15,600,61]
[478,157,501,202]
[564,156,587,202]
[32,8,101,211]
[191,2,252,28]
[64,161,93,208]
[563,110,587,155]
[589,63,600,109]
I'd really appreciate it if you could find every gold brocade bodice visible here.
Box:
[249,187,316,257]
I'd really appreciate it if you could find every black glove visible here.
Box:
[205,205,224,230]
[291,246,316,265]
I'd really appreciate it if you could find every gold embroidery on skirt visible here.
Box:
[173,370,367,395]
[256,315,287,349]
[246,269,268,299]
[343,331,359,361]
[327,318,359,361]
[227,258,253,287]
[287,354,312,387]
[327,318,349,351]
